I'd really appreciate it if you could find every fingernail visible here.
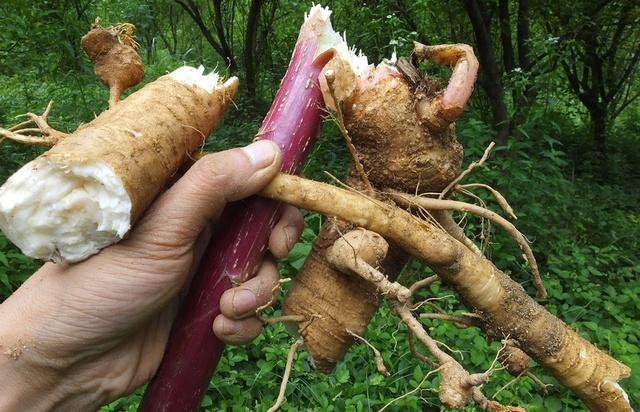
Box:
[220,318,242,335]
[242,140,277,168]
[232,289,256,317]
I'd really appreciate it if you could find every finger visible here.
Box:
[212,316,264,346]
[218,257,280,320]
[269,205,304,259]
[213,257,280,345]
[132,140,282,245]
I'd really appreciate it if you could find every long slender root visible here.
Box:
[419,312,479,328]
[453,187,494,253]
[413,298,481,332]
[379,369,436,412]
[394,299,490,409]
[256,278,292,318]
[261,314,306,325]
[0,101,68,146]
[408,330,438,367]
[459,182,517,219]
[346,329,389,376]
[298,314,322,335]
[323,71,374,195]
[430,210,483,256]
[408,274,440,296]
[388,190,545,298]
[403,302,517,411]
[496,343,550,394]
[439,141,495,199]
[267,338,303,412]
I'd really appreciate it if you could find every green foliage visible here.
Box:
[0,232,41,301]
[1,1,639,411]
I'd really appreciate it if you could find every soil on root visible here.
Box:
[343,73,463,194]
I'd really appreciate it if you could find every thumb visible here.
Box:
[132,140,282,244]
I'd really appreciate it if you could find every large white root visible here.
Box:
[0,65,238,263]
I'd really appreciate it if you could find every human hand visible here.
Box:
[0,140,303,411]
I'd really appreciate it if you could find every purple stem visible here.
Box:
[138,11,334,412]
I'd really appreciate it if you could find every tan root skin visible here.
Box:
[0,68,239,263]
[281,220,393,373]
[342,65,463,193]
[261,173,632,411]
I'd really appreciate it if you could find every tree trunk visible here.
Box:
[462,0,511,147]
[510,0,538,141]
[174,0,238,72]
[212,0,237,71]
[553,1,640,169]
[591,106,608,158]
[243,0,263,99]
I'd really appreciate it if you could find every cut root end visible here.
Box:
[0,157,130,263]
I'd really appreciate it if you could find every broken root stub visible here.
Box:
[498,345,532,377]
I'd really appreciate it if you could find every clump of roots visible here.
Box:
[265,43,547,411]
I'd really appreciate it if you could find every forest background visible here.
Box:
[0,0,638,410]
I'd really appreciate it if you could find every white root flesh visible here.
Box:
[0,160,130,262]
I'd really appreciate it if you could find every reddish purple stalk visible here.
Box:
[138,10,335,412]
